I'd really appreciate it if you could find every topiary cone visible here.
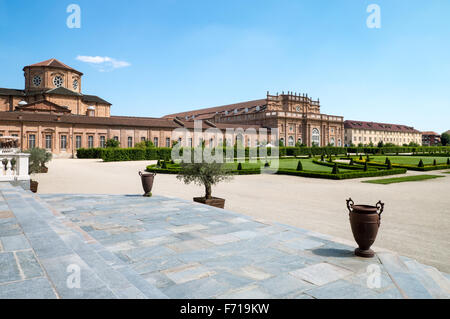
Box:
[296,160,303,171]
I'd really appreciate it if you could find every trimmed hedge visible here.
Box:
[312,158,375,171]
[353,159,450,171]
[101,147,172,162]
[76,148,105,159]
[276,168,407,180]
[145,164,261,175]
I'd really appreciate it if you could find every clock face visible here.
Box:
[296,106,301,112]
[73,79,78,90]
[32,75,41,87]
[53,76,63,88]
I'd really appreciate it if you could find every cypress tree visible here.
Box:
[387,159,392,170]
[385,157,389,164]
[296,160,303,171]
[433,159,437,166]
[237,162,242,170]
[447,158,450,165]
[332,163,339,174]
[359,155,363,161]
[418,159,424,168]
[364,162,368,171]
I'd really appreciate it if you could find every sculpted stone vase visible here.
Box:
[139,171,155,197]
[346,198,384,258]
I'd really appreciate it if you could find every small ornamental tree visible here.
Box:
[161,161,167,169]
[105,139,120,148]
[296,160,303,171]
[447,158,450,165]
[328,155,333,163]
[332,163,339,174]
[237,162,243,171]
[359,155,363,161]
[364,161,368,172]
[321,155,325,162]
[176,160,232,200]
[366,155,370,161]
[349,158,354,165]
[26,148,52,174]
[418,159,424,168]
[387,159,392,170]
[385,157,389,165]
[433,159,437,166]
[157,160,161,167]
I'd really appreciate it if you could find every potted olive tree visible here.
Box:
[27,148,52,193]
[176,160,232,209]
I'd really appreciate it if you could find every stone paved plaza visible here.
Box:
[0,183,449,299]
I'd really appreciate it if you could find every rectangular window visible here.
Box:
[141,137,146,142]
[166,137,170,147]
[128,137,133,148]
[100,136,106,148]
[45,135,52,149]
[189,138,192,147]
[29,134,36,149]
[153,137,159,147]
[12,134,18,137]
[113,136,119,141]
[76,136,82,149]
[61,135,67,150]
[88,136,94,148]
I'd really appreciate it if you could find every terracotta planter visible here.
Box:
[30,180,38,193]
[346,198,384,258]
[193,197,225,209]
[139,171,155,197]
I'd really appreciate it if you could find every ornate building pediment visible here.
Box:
[15,100,71,114]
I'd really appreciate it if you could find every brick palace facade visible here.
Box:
[0,59,348,156]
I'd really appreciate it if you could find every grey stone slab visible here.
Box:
[143,271,176,289]
[131,255,185,274]
[163,263,216,284]
[0,234,30,251]
[304,279,381,299]
[16,250,44,279]
[259,274,314,297]
[162,276,228,298]
[0,277,57,299]
[218,284,273,299]
[282,237,325,251]
[211,271,255,289]
[115,266,168,298]
[0,252,21,283]
[122,245,175,262]
[26,231,73,259]
[289,262,353,286]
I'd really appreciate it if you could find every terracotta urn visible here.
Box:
[139,171,156,197]
[346,198,384,258]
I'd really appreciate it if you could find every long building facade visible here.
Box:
[0,59,346,156]
[344,120,422,146]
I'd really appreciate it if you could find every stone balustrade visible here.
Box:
[0,152,30,183]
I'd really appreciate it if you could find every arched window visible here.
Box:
[288,136,294,146]
[280,138,285,146]
[312,128,320,146]
[297,137,302,145]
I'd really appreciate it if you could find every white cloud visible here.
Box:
[76,55,131,71]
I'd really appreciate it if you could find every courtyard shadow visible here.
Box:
[311,248,354,258]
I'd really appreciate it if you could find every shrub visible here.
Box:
[264,161,270,167]
[332,163,340,174]
[296,160,303,171]
[77,148,105,159]
[418,159,424,168]
[105,139,120,148]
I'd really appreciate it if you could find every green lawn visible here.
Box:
[363,174,444,185]
[368,156,449,166]
[224,158,352,173]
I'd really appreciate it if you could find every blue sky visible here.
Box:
[0,0,449,133]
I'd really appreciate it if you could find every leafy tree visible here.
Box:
[106,139,120,148]
[177,160,232,200]
[296,160,303,171]
[441,133,450,146]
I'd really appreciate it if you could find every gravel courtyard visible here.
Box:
[34,159,450,272]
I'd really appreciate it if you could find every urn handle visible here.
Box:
[346,198,354,213]
[376,200,384,218]
[139,171,143,176]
